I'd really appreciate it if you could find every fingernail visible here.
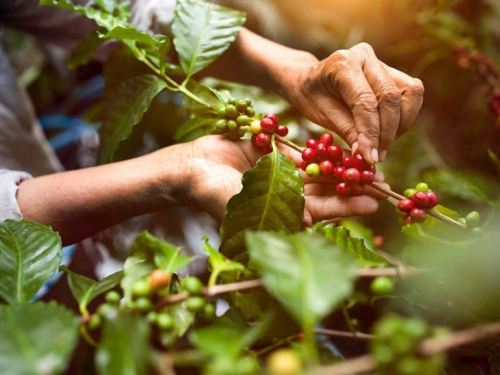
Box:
[371,148,379,163]
[380,150,387,162]
[351,141,359,154]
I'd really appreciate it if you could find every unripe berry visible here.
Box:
[228,97,237,105]
[416,182,429,192]
[149,269,170,291]
[336,182,351,195]
[426,191,439,208]
[216,107,226,117]
[342,156,354,168]
[203,304,216,321]
[353,153,371,171]
[245,106,256,117]
[184,276,204,295]
[471,227,484,236]
[300,161,308,171]
[302,148,317,163]
[186,296,206,312]
[243,97,252,106]
[255,132,271,147]
[360,170,375,184]
[132,279,151,297]
[410,208,427,223]
[88,314,102,331]
[264,113,279,124]
[215,119,227,132]
[398,198,414,213]
[236,114,249,125]
[236,99,248,113]
[105,291,121,305]
[316,143,328,160]
[413,191,430,208]
[156,313,174,330]
[465,211,481,226]
[135,297,153,312]
[225,104,237,118]
[333,166,346,181]
[327,145,342,163]
[350,184,363,196]
[404,188,417,199]
[306,139,319,149]
[261,117,276,133]
[227,120,238,131]
[306,163,320,178]
[371,276,394,295]
[319,133,334,146]
[275,125,289,137]
[343,168,361,185]
[319,160,334,175]
[250,120,262,134]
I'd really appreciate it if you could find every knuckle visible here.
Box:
[329,49,351,63]
[379,86,402,107]
[353,92,379,113]
[408,78,425,97]
[353,42,374,54]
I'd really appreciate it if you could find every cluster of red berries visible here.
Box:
[398,183,439,225]
[250,113,289,150]
[300,133,376,196]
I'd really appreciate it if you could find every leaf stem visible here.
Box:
[275,135,304,153]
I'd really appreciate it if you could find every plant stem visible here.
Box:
[314,328,375,340]
[275,135,304,153]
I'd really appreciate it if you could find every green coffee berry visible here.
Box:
[132,279,151,297]
[215,119,227,132]
[465,211,481,226]
[156,313,174,330]
[246,106,255,117]
[203,303,215,320]
[370,277,394,295]
[404,189,417,199]
[216,107,226,117]
[236,114,250,125]
[415,182,429,192]
[184,277,204,295]
[186,296,206,312]
[147,311,158,324]
[306,163,320,178]
[135,297,153,312]
[227,120,238,131]
[88,314,102,331]
[237,99,248,112]
[225,104,238,118]
[105,291,121,305]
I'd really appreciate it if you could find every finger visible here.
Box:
[305,194,380,224]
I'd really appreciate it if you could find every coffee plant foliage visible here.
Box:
[1,0,500,374]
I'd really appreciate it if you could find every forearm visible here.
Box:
[16,145,188,245]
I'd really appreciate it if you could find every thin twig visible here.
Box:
[314,328,375,341]
[357,267,422,278]
[275,135,304,153]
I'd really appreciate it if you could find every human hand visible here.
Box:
[181,135,388,224]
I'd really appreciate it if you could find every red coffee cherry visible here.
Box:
[360,170,375,184]
[333,166,346,181]
[306,139,319,149]
[353,153,371,171]
[412,191,430,208]
[404,216,414,225]
[302,148,317,163]
[343,168,361,185]
[300,161,308,171]
[275,125,289,137]
[320,160,335,175]
[342,156,354,168]
[398,198,414,213]
[255,132,271,147]
[260,118,276,133]
[410,208,427,223]
[336,182,351,195]
[427,191,439,208]
[264,113,279,124]
[350,184,364,196]
[316,143,329,160]
[326,145,342,163]
[320,133,334,146]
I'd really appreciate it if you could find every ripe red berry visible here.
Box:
[412,191,430,208]
[327,145,342,163]
[262,145,273,154]
[316,143,329,160]
[306,139,319,149]
[333,166,346,181]
[427,191,439,208]
[398,198,414,213]
[275,125,289,137]
[302,148,317,163]
[336,182,351,195]
[342,156,354,168]
[319,133,334,146]
[360,170,375,184]
[343,168,361,185]
[353,153,371,171]
[410,208,427,223]
[374,235,384,247]
[251,134,258,147]
[260,118,276,133]
[255,132,271,147]
[404,216,414,225]
[300,161,308,171]
[264,113,279,124]
[319,160,334,175]
[350,184,363,196]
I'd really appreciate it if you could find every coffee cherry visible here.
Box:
[147,311,157,324]
[316,143,328,160]
[350,184,364,196]
[132,279,152,297]
[371,276,394,295]
[471,227,484,236]
[186,296,206,312]
[236,99,248,112]
[246,106,256,117]
[227,120,238,131]
[105,291,121,305]
[404,216,413,225]
[395,356,420,374]
[319,133,334,146]
[412,191,430,208]
[236,114,250,125]
[374,235,384,247]
[226,131,239,140]
[156,313,174,330]
[264,113,279,124]
[88,314,102,331]
[306,139,319,149]
[336,182,351,195]
[302,148,317,163]
[250,120,262,134]
[266,349,302,375]
[426,191,439,208]
[300,161,308,171]
[216,107,226,117]
[243,97,252,106]
[306,163,321,178]
[262,145,273,154]
[404,189,417,199]
[416,182,429,192]
[327,145,343,163]
[372,345,394,365]
[353,153,370,171]
[465,211,481,226]
[319,160,334,175]
[333,166,346,181]
[136,297,153,312]
[398,199,415,213]
[184,276,204,295]
[228,97,237,105]
[203,303,215,320]
[225,104,237,118]
[410,208,427,223]
[275,125,289,137]
[360,170,375,184]
[97,303,116,319]
[215,119,227,132]
[458,218,467,225]
[342,156,354,168]
[255,132,271,147]
[261,117,276,133]
[343,168,361,185]
[403,319,428,339]
[149,269,170,291]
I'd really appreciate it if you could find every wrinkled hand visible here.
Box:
[182,135,388,224]
[282,43,424,164]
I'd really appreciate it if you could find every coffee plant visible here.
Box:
[1,0,500,374]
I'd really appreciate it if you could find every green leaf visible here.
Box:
[174,113,218,141]
[220,148,305,264]
[0,302,79,375]
[98,74,167,163]
[94,0,120,14]
[155,297,195,347]
[172,0,246,78]
[59,266,123,315]
[100,26,170,51]
[0,219,62,303]
[96,310,152,375]
[67,30,104,69]
[247,232,358,329]
[490,345,500,375]
[202,236,245,284]
[307,222,388,267]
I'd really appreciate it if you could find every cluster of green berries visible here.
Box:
[371,315,448,375]
[215,97,255,140]
[250,113,289,152]
[457,210,483,235]
[301,133,376,196]
[399,183,439,225]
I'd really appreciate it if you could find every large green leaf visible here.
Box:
[98,74,167,163]
[67,30,104,69]
[100,26,170,50]
[247,232,358,329]
[172,0,246,79]
[60,266,123,315]
[96,310,152,375]
[220,149,304,264]
[174,113,218,141]
[0,220,62,303]
[0,302,79,375]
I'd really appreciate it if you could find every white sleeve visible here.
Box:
[0,169,32,221]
